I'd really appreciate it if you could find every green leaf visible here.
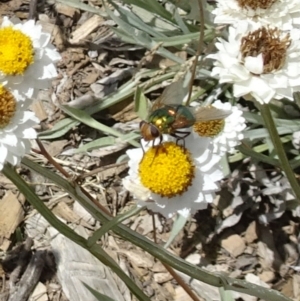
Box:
[164,214,188,249]
[56,0,106,15]
[110,27,139,44]
[220,155,230,178]
[112,3,167,37]
[243,111,264,124]
[275,118,300,130]
[153,32,200,46]
[116,0,174,23]
[71,137,116,154]
[87,69,177,114]
[290,155,300,169]
[82,283,117,301]
[173,9,190,34]
[219,287,235,301]
[39,69,181,140]
[234,144,281,167]
[61,105,140,148]
[122,132,141,143]
[131,5,180,32]
[244,112,300,132]
[293,91,300,109]
[38,118,79,140]
[244,127,294,139]
[87,79,140,114]
[134,86,149,120]
[88,206,143,247]
[105,6,185,64]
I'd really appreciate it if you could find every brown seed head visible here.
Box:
[236,0,276,10]
[0,86,16,129]
[240,27,291,73]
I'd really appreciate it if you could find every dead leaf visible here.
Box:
[118,249,153,269]
[153,272,172,284]
[44,140,69,157]
[0,191,24,250]
[52,201,92,229]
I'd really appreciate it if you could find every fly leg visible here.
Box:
[151,135,163,164]
[141,133,163,157]
[146,135,163,166]
[171,131,191,148]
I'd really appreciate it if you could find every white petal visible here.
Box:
[210,20,300,104]
[0,89,38,170]
[123,132,223,217]
[0,17,61,98]
[212,0,300,29]
[244,54,264,74]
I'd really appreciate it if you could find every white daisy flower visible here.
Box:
[212,0,300,30]
[193,101,246,155]
[123,133,223,218]
[0,17,61,98]
[208,21,300,104]
[0,85,39,170]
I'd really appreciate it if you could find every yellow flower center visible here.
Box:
[240,26,291,74]
[139,142,194,198]
[0,27,34,75]
[237,0,276,10]
[193,119,225,137]
[0,86,17,129]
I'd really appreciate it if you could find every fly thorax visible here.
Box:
[153,116,169,132]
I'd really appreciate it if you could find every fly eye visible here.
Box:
[150,125,160,137]
[139,121,146,128]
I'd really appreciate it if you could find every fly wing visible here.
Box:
[150,79,185,112]
[190,106,232,121]
[172,115,195,129]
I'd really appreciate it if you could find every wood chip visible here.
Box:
[49,225,128,301]
[30,99,47,121]
[221,234,246,257]
[55,3,79,18]
[118,249,153,269]
[258,271,275,283]
[30,282,48,301]
[153,272,173,284]
[69,15,103,44]
[164,282,175,298]
[293,274,300,299]
[52,201,93,229]
[281,277,294,299]
[73,202,95,225]
[245,221,258,244]
[173,287,194,301]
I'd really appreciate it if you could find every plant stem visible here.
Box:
[186,0,205,106]
[258,102,300,203]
